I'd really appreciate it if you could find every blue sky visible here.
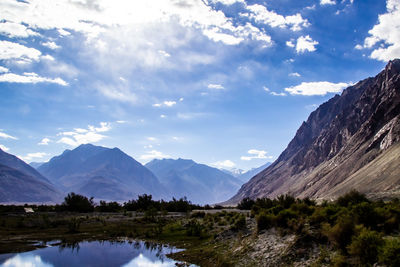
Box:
[0,0,398,171]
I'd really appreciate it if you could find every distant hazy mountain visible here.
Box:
[38,144,166,201]
[236,162,272,183]
[145,158,242,204]
[30,162,44,169]
[0,149,61,203]
[221,168,245,178]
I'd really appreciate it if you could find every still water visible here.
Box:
[0,240,194,267]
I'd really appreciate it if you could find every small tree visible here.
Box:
[62,192,94,213]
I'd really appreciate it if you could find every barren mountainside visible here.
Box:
[228,59,400,203]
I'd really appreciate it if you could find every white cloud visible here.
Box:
[360,0,400,61]
[0,144,10,152]
[354,44,363,50]
[285,81,352,96]
[139,150,171,160]
[38,138,51,145]
[263,86,270,92]
[244,4,310,31]
[295,35,319,53]
[41,41,61,50]
[0,21,39,38]
[270,91,287,96]
[116,120,127,124]
[179,97,184,102]
[19,152,48,162]
[286,40,295,48]
[0,131,18,140]
[160,114,166,118]
[241,149,272,161]
[212,159,236,168]
[289,72,301,77]
[208,83,225,90]
[0,72,68,86]
[147,137,157,141]
[0,0,271,48]
[153,101,177,108]
[0,41,41,63]
[0,66,9,73]
[57,122,111,147]
[320,0,336,5]
[158,50,171,57]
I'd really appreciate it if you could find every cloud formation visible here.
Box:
[57,122,112,147]
[360,0,400,61]
[139,150,171,161]
[38,138,51,145]
[285,81,352,96]
[0,72,68,86]
[212,159,236,168]
[295,35,319,53]
[241,149,272,161]
[0,131,18,140]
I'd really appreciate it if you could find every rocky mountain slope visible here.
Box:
[145,158,242,204]
[38,144,166,201]
[0,149,61,203]
[228,59,400,203]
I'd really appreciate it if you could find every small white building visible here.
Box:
[24,207,34,213]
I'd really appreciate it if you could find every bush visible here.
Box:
[97,201,122,212]
[336,190,369,207]
[348,226,383,265]
[230,215,246,231]
[275,209,297,228]
[379,238,400,267]
[237,197,255,210]
[257,212,275,232]
[62,193,94,213]
[323,214,355,252]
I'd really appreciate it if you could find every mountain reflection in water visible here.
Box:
[0,240,194,267]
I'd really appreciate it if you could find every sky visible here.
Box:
[0,0,399,171]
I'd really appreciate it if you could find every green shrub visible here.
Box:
[323,214,355,252]
[230,215,246,231]
[348,226,383,265]
[336,190,369,207]
[256,213,275,232]
[275,209,297,228]
[379,237,400,267]
[237,197,255,210]
[61,193,94,213]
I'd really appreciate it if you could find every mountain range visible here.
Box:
[0,148,61,203]
[37,144,166,201]
[227,59,400,204]
[145,158,242,204]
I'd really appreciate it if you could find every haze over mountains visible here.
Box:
[0,149,61,203]
[223,163,272,183]
[145,158,242,204]
[37,144,166,201]
[2,60,400,204]
[228,59,400,204]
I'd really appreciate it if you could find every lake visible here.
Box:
[0,240,195,267]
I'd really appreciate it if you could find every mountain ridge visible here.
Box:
[227,59,400,204]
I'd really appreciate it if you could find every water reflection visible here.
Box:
[0,240,193,267]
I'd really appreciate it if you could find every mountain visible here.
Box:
[145,158,242,204]
[221,168,245,178]
[0,149,61,203]
[236,162,271,183]
[228,59,400,204]
[37,144,166,201]
[30,162,44,169]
